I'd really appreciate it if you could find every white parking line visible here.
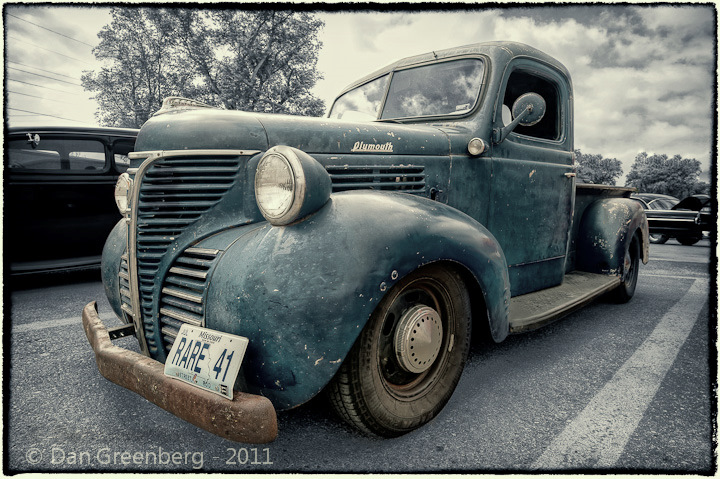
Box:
[532,278,709,469]
[649,256,710,265]
[12,312,117,334]
[642,273,709,281]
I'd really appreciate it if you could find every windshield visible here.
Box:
[329,58,485,121]
[329,74,390,121]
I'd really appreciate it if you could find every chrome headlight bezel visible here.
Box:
[114,172,133,214]
[254,146,331,226]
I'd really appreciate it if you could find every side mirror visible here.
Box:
[493,92,546,144]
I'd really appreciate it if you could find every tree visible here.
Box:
[625,152,704,198]
[574,149,623,185]
[82,8,325,128]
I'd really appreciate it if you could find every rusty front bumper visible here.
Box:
[82,302,278,443]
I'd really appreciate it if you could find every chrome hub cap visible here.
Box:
[394,305,443,374]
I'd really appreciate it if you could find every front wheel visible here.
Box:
[610,234,640,303]
[649,233,668,244]
[328,264,472,437]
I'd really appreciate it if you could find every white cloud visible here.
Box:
[6,3,714,183]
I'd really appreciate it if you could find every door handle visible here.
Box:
[564,172,576,178]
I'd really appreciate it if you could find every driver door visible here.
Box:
[488,60,575,296]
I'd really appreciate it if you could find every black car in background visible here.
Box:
[631,192,712,245]
[5,126,138,274]
[630,193,680,211]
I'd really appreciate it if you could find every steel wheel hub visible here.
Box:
[394,305,443,374]
[623,249,633,280]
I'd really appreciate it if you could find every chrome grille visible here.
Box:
[326,165,425,192]
[159,247,220,353]
[135,156,242,354]
[119,254,133,318]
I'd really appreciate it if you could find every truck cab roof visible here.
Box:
[335,41,571,100]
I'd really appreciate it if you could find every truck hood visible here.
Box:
[135,108,452,157]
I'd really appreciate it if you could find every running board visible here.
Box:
[509,271,621,333]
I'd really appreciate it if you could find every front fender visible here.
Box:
[101,219,128,320]
[576,198,649,275]
[200,191,510,410]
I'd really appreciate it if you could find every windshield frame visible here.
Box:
[328,54,489,123]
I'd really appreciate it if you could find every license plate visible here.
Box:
[163,324,248,400]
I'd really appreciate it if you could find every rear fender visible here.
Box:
[201,191,510,409]
[576,198,649,275]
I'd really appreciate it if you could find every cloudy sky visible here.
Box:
[4,3,716,183]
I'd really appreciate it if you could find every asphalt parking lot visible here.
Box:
[5,239,715,473]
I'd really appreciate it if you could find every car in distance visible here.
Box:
[6,126,138,275]
[631,192,711,245]
[630,193,679,244]
[630,192,679,210]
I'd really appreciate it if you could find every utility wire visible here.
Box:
[7,60,81,81]
[7,107,88,123]
[6,13,96,47]
[7,35,94,65]
[8,66,83,86]
[7,90,76,104]
[8,78,81,95]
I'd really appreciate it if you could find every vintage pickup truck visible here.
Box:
[82,41,648,443]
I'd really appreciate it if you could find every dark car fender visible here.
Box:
[101,218,128,320]
[576,198,650,275]
[199,190,510,410]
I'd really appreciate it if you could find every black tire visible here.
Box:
[677,236,701,246]
[649,233,668,244]
[328,264,472,437]
[610,233,640,303]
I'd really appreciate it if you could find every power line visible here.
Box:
[6,13,96,47]
[8,66,83,86]
[7,35,94,65]
[7,60,81,81]
[7,108,88,123]
[7,78,82,95]
[7,90,76,104]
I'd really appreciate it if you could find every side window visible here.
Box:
[8,137,107,172]
[502,70,561,141]
[112,139,136,172]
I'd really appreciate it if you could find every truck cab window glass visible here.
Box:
[381,59,484,120]
[501,104,512,126]
[329,74,390,120]
[8,138,106,172]
[503,70,560,141]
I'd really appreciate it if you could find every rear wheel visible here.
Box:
[677,236,701,246]
[610,234,640,303]
[649,233,668,244]
[328,264,472,437]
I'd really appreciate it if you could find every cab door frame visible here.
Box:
[488,57,575,296]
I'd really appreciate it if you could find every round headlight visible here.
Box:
[255,152,302,223]
[114,172,133,214]
[255,146,332,226]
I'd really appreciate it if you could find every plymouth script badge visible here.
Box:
[164,324,248,400]
[351,141,394,153]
